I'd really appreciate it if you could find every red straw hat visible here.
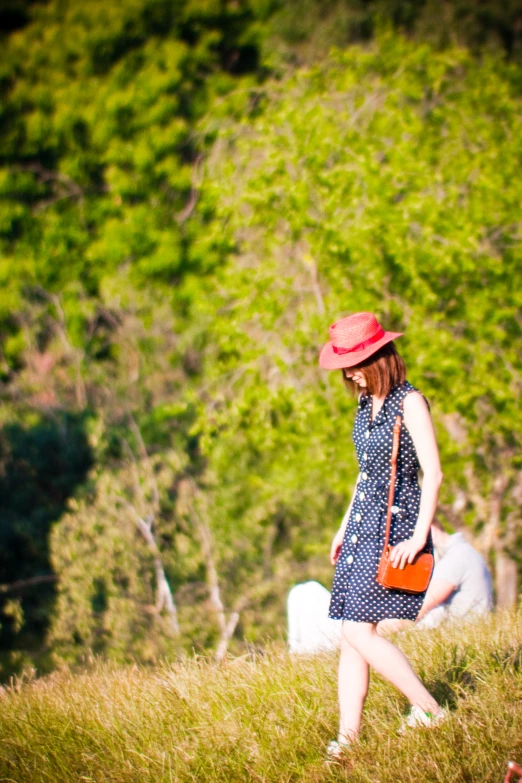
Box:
[319,312,403,370]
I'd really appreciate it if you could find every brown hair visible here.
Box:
[341,342,406,397]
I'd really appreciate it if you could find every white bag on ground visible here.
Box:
[287,581,341,654]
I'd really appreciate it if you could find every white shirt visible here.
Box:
[419,533,493,628]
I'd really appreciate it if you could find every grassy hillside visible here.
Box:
[1,610,522,782]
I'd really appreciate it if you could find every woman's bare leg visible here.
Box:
[338,628,370,742]
[341,620,440,713]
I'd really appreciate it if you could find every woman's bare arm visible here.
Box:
[389,391,443,569]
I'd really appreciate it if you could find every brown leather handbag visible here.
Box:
[376,412,434,594]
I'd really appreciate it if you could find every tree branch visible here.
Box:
[214,595,249,662]
[32,286,87,409]
[129,507,180,635]
[179,478,247,660]
[0,575,58,593]
[175,153,203,224]
[128,415,160,514]
[192,506,227,636]
[14,162,83,212]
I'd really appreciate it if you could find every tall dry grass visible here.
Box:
[1,610,522,782]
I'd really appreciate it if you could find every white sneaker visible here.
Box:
[398,705,447,734]
[326,739,350,761]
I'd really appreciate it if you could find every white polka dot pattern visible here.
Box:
[328,381,434,623]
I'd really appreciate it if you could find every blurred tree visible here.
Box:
[189,35,522,616]
[1,0,522,672]
[0,0,47,36]
[264,0,522,64]
[0,411,92,676]
[49,451,186,666]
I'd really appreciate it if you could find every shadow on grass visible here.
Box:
[425,643,479,710]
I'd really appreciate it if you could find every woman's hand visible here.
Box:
[330,529,344,566]
[389,535,425,570]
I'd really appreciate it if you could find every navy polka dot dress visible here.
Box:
[329,381,433,623]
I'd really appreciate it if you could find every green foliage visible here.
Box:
[49,468,179,665]
[0,0,265,373]
[0,0,522,674]
[193,36,522,571]
[1,611,522,781]
[0,0,267,673]
[263,0,522,65]
[0,410,92,676]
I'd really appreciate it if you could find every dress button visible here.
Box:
[347,555,354,564]
[365,431,370,439]
[363,453,368,461]
[359,491,365,501]
[361,472,368,480]
[355,513,361,521]
[391,505,399,514]
[351,534,358,544]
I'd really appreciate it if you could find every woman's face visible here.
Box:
[343,367,367,387]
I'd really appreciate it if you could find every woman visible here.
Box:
[318,311,446,759]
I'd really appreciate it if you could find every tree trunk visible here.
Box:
[180,479,247,661]
[133,512,180,635]
[496,551,518,608]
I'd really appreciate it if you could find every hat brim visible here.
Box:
[319,332,403,370]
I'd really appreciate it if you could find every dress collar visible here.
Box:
[362,383,403,426]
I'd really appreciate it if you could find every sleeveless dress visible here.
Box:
[328,380,433,623]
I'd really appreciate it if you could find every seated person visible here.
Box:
[378,519,493,634]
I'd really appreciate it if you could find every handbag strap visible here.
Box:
[382,400,403,554]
